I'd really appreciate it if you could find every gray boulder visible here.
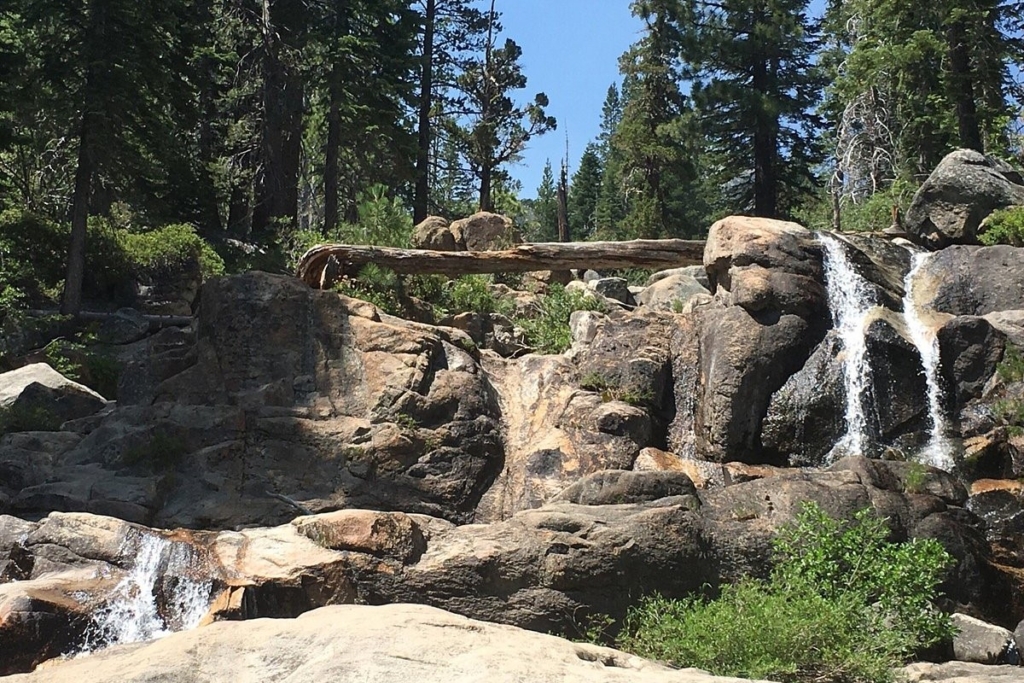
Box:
[0,364,108,430]
[411,215,457,251]
[590,277,635,307]
[951,613,1016,665]
[449,212,520,251]
[912,245,1024,317]
[905,149,1024,247]
[637,274,709,312]
[551,470,698,506]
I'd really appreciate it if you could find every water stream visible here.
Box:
[820,233,876,459]
[81,532,213,652]
[902,252,955,470]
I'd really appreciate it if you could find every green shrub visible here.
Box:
[993,344,1024,436]
[43,337,122,399]
[515,285,607,354]
[979,206,1024,247]
[0,403,63,436]
[795,179,920,234]
[618,503,954,683]
[0,209,223,307]
[119,223,225,281]
[442,275,515,318]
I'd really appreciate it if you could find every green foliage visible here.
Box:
[515,285,607,354]
[0,209,222,308]
[796,179,920,234]
[902,462,929,494]
[618,503,954,683]
[0,403,62,436]
[993,344,1024,436]
[442,275,514,318]
[121,431,188,470]
[979,206,1024,247]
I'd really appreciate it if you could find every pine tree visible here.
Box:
[529,160,559,242]
[614,1,700,238]
[679,0,823,219]
[413,0,490,223]
[447,1,556,212]
[823,0,1018,189]
[569,143,604,239]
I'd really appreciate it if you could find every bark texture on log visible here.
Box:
[296,240,706,288]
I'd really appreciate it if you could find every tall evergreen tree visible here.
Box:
[448,1,556,212]
[678,0,823,219]
[822,0,1018,191]
[614,1,700,238]
[568,143,604,239]
[529,160,559,242]
[413,0,489,223]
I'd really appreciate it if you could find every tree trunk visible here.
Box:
[297,239,706,287]
[414,0,436,224]
[557,162,569,242]
[61,109,95,316]
[324,1,348,233]
[946,20,983,153]
[479,165,492,212]
[751,56,777,219]
[253,0,305,238]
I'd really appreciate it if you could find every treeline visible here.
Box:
[0,0,553,312]
[526,0,1024,242]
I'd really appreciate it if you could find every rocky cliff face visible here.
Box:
[2,188,1024,676]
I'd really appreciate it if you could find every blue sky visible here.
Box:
[498,1,641,195]
[498,0,829,197]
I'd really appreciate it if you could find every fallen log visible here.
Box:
[296,239,706,288]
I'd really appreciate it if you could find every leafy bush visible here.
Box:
[795,179,920,234]
[0,403,63,436]
[43,337,122,400]
[979,206,1024,247]
[618,503,954,683]
[993,344,1024,436]
[515,285,607,354]
[0,209,223,308]
[442,275,515,318]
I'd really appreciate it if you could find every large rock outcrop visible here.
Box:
[4,456,1017,675]
[905,149,1024,248]
[1,603,771,683]
[1,273,504,528]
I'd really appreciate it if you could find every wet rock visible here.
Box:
[938,316,1007,410]
[551,470,697,506]
[952,613,1016,664]
[905,149,1024,248]
[913,245,1024,317]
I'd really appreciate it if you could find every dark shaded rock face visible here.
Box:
[551,470,698,506]
[2,273,505,528]
[914,245,1024,317]
[939,316,1007,411]
[905,149,1024,248]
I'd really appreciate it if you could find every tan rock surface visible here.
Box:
[1,603,776,683]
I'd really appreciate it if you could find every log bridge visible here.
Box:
[296,239,707,289]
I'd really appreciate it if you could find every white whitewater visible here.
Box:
[820,233,875,459]
[902,252,955,470]
[82,532,212,652]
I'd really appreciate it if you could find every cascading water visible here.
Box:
[902,252,955,470]
[820,233,876,459]
[81,532,213,652]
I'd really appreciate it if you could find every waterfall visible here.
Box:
[820,233,876,458]
[902,252,955,470]
[81,532,213,652]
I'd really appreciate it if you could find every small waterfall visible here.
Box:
[902,252,955,470]
[820,233,876,458]
[81,532,213,652]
